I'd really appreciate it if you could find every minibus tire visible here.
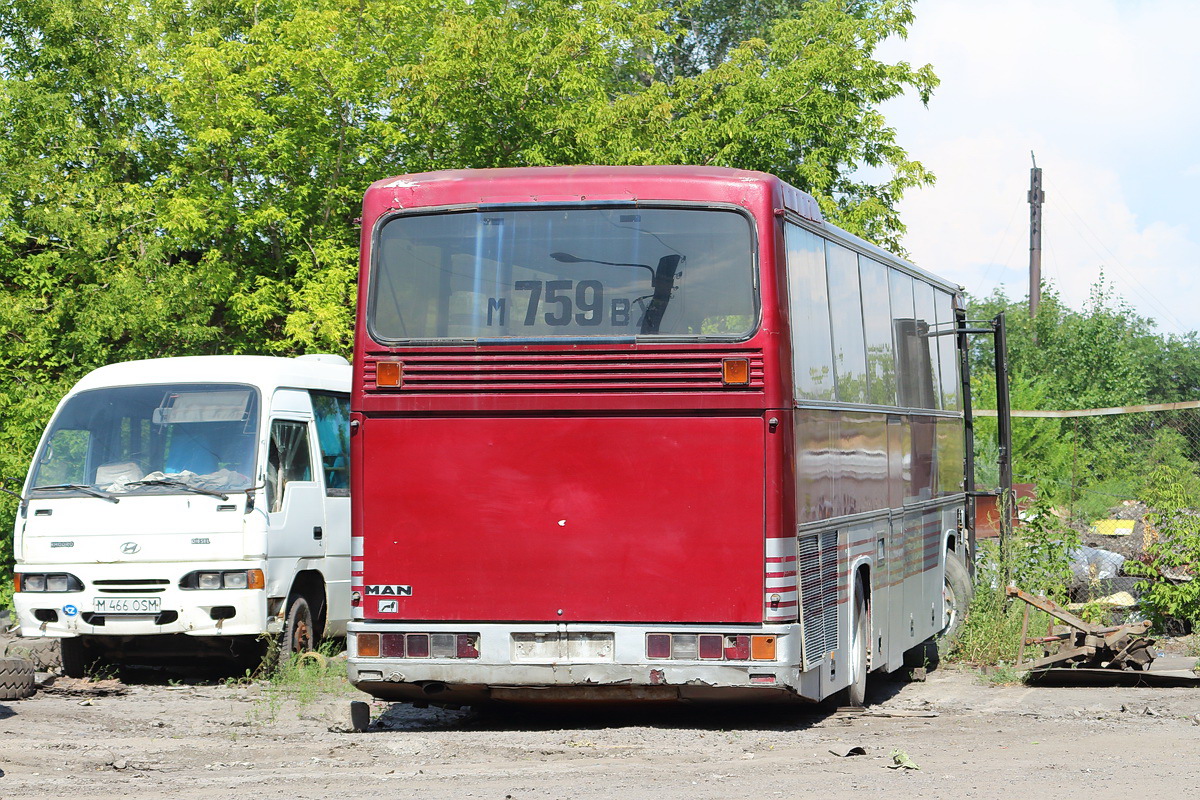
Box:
[0,656,36,700]
[59,637,94,679]
[281,596,315,661]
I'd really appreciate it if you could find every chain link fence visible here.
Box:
[975,401,1200,607]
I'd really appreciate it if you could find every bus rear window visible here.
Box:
[369,207,756,342]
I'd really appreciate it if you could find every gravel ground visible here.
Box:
[3,645,1200,800]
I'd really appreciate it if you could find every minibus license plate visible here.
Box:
[94,597,160,614]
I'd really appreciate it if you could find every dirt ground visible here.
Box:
[3,643,1200,800]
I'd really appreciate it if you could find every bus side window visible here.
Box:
[310,392,350,496]
[266,420,313,513]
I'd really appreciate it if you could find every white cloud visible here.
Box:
[876,0,1200,334]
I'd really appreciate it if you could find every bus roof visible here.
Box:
[70,355,351,396]
[363,166,960,295]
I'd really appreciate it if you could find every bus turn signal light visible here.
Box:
[721,358,750,386]
[357,633,380,657]
[376,361,402,388]
[751,635,776,661]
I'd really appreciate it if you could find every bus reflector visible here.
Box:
[751,635,776,661]
[381,633,405,658]
[376,361,402,387]
[646,634,671,659]
[357,633,380,657]
[721,358,750,386]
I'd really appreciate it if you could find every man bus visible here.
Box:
[346,166,972,706]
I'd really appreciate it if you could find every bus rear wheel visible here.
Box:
[942,552,972,642]
[837,576,869,708]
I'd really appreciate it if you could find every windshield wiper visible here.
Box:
[125,478,229,501]
[31,484,120,503]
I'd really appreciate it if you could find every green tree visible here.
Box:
[0,0,939,601]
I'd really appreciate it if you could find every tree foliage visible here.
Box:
[968,279,1200,515]
[0,0,938,595]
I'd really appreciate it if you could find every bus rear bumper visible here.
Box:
[347,621,820,705]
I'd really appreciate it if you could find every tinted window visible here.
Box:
[859,256,896,405]
[935,291,961,411]
[371,207,756,341]
[785,225,834,401]
[826,242,867,403]
[913,281,941,410]
[311,393,350,496]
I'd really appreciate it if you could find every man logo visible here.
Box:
[378,600,399,614]
[364,585,412,596]
[120,542,141,555]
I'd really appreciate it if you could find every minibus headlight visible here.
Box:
[17,573,82,592]
[223,572,248,589]
[181,569,265,590]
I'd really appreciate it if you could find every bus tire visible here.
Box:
[943,552,972,642]
[838,576,869,708]
[0,657,36,700]
[280,595,316,663]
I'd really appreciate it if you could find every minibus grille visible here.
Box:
[364,348,764,393]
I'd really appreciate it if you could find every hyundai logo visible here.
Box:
[120,542,141,555]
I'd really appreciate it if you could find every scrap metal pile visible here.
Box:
[1006,586,1156,672]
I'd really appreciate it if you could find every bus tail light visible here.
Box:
[671,634,699,660]
[751,635,777,661]
[355,632,480,659]
[724,635,751,660]
[381,633,405,657]
[698,635,723,660]
[456,634,480,659]
[721,357,750,386]
[646,634,671,659]
[645,632,770,662]
[357,633,380,657]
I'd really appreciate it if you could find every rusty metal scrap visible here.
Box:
[1005,586,1155,672]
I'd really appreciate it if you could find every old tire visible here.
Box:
[280,595,316,663]
[942,552,972,642]
[0,656,36,700]
[835,576,869,708]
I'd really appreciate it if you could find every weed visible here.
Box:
[948,497,1080,668]
[249,638,354,724]
[979,664,1027,687]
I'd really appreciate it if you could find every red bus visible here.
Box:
[347,166,972,706]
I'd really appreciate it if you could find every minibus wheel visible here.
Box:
[280,595,315,662]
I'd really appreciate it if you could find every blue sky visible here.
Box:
[877,0,1200,335]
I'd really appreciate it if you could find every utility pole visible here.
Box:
[1028,152,1044,319]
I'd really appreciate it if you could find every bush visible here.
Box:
[1125,464,1200,628]
[948,497,1080,666]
